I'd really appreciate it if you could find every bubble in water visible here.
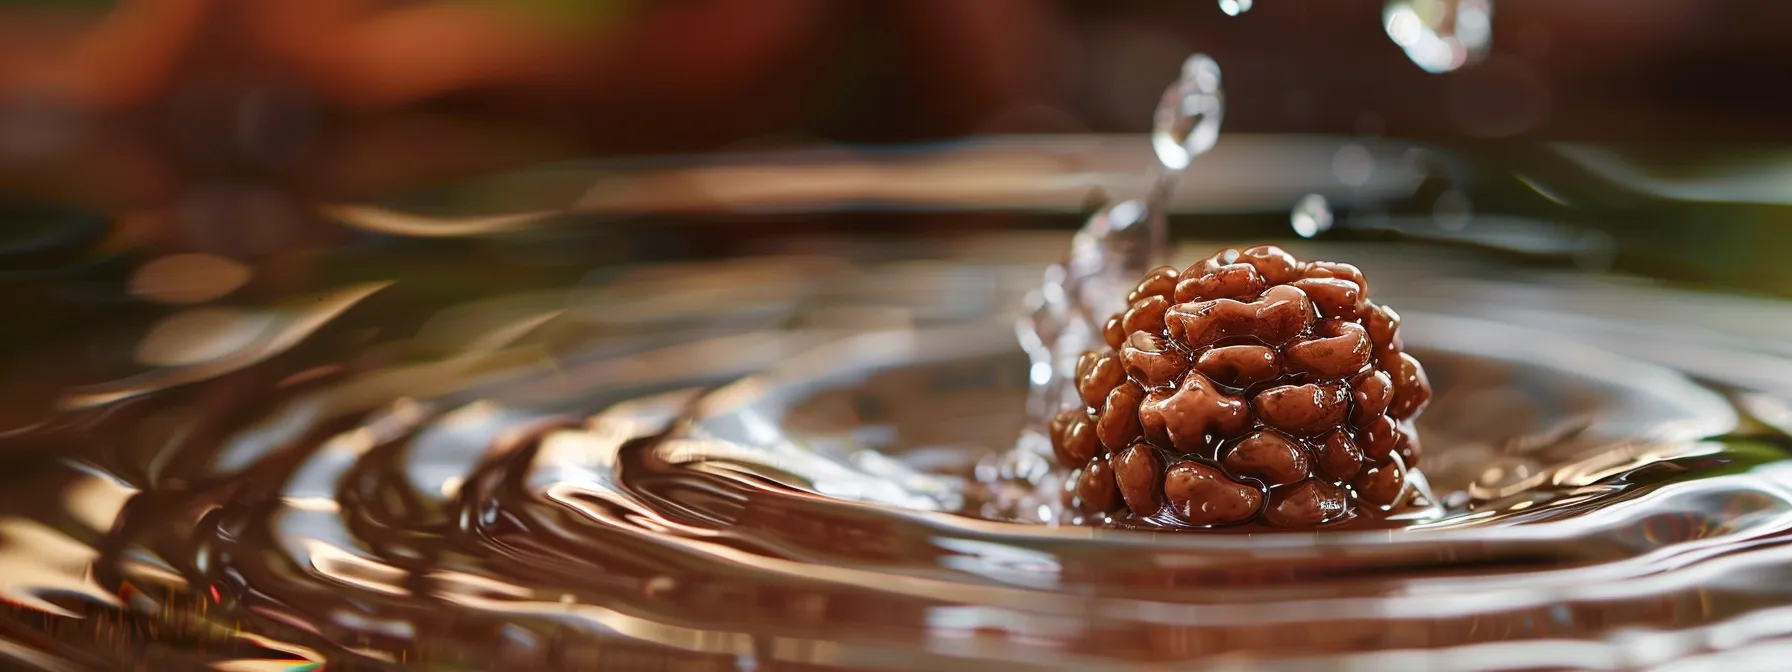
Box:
[1152,54,1224,171]
[1384,0,1493,74]
[1219,0,1253,16]
[1291,194,1333,238]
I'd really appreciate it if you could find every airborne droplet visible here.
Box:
[1291,194,1334,239]
[1152,54,1224,172]
[1219,0,1253,16]
[1384,0,1493,74]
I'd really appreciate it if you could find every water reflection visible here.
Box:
[0,237,1788,668]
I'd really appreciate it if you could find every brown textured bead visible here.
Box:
[1112,443,1165,516]
[1166,284,1315,350]
[1365,301,1403,366]
[1349,370,1394,427]
[1290,276,1365,321]
[1396,421,1423,468]
[1222,430,1311,486]
[1357,414,1399,463]
[1252,383,1349,437]
[1355,463,1406,507]
[1103,314,1127,350]
[1303,261,1367,295]
[1194,345,1280,389]
[1239,245,1302,284]
[1121,331,1190,389]
[1164,461,1263,526]
[1077,456,1122,513]
[1174,263,1266,303]
[1064,245,1428,531]
[1264,480,1349,528]
[1316,429,1364,481]
[1389,352,1432,420]
[1096,382,1146,451]
[1184,249,1241,278]
[1138,373,1251,452]
[1122,295,1171,336]
[1076,352,1126,408]
[1050,409,1100,467]
[1126,266,1181,304]
[1074,350,1101,379]
[1284,320,1372,381]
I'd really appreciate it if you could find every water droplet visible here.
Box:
[1152,54,1224,171]
[1332,144,1375,187]
[1291,194,1333,238]
[1384,0,1493,74]
[1219,0,1253,16]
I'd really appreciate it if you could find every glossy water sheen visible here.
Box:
[1,241,1790,671]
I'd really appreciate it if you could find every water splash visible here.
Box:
[1019,54,1224,437]
[1291,193,1333,238]
[1,244,1784,670]
[1151,55,1224,173]
[1007,55,1226,517]
[1384,0,1493,73]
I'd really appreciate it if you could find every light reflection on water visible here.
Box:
[0,236,1789,669]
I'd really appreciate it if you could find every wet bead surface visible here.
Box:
[1121,331,1190,389]
[1077,456,1122,513]
[1112,442,1165,516]
[1050,409,1100,467]
[1355,462,1406,507]
[1284,320,1372,380]
[1252,383,1349,437]
[1264,479,1349,528]
[1164,461,1264,526]
[1166,284,1314,350]
[1139,373,1251,451]
[1076,352,1126,408]
[1389,351,1432,420]
[1222,430,1311,486]
[1097,382,1146,451]
[1123,295,1171,336]
[1316,428,1365,482]
[1127,266,1181,304]
[1194,345,1279,389]
[1057,244,1427,531]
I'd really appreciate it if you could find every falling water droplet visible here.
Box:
[1152,54,1224,172]
[1219,0,1253,16]
[1384,0,1493,74]
[1291,194,1333,239]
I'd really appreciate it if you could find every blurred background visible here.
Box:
[7,4,1792,667]
[4,0,1792,410]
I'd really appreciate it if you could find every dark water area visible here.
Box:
[0,227,1788,670]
